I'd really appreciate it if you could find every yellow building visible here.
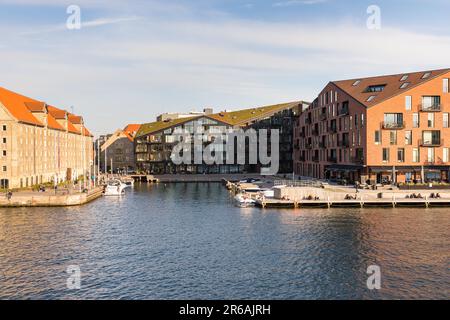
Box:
[0,86,94,189]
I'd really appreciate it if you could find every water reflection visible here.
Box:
[0,183,448,299]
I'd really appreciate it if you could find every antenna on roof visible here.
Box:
[70,106,74,114]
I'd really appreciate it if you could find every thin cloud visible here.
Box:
[19,16,141,36]
[273,0,328,7]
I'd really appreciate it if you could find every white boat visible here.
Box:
[104,180,128,196]
[121,178,135,187]
[260,189,275,198]
[234,194,256,208]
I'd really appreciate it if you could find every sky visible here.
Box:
[1,0,450,136]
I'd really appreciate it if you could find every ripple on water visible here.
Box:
[0,183,449,299]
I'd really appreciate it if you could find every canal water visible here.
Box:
[0,183,449,299]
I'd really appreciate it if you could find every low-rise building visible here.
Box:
[97,124,141,174]
[294,68,450,185]
[0,86,94,189]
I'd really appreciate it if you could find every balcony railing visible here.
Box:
[319,142,327,149]
[419,104,441,112]
[319,113,328,121]
[306,143,313,149]
[312,129,319,136]
[382,121,405,130]
[419,139,443,147]
[328,126,337,133]
[312,156,320,162]
[299,131,306,138]
[328,156,337,163]
[351,157,365,165]
[337,140,350,148]
[338,108,350,116]
[305,118,312,124]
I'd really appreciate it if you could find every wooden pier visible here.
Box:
[255,198,450,209]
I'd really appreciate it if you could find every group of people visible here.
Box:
[303,195,320,201]
[345,194,358,200]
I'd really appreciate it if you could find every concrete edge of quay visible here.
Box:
[0,187,104,208]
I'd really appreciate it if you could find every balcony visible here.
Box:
[305,118,312,125]
[299,131,306,138]
[328,156,337,163]
[319,113,328,121]
[328,126,337,133]
[319,142,327,149]
[419,139,443,147]
[338,108,350,116]
[351,157,365,165]
[337,140,350,148]
[312,129,320,136]
[382,121,405,130]
[419,104,441,112]
[306,143,313,149]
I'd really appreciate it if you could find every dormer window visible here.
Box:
[352,80,361,86]
[400,82,410,89]
[400,75,409,81]
[367,95,376,102]
[422,72,432,79]
[365,84,386,93]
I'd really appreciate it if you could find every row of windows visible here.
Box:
[384,112,449,128]
[382,148,449,163]
[375,130,442,145]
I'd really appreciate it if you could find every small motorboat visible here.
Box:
[104,179,128,196]
[234,193,256,208]
[120,177,135,187]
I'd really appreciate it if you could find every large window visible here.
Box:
[427,148,435,163]
[405,96,412,111]
[413,113,420,128]
[397,148,405,163]
[382,148,390,162]
[444,113,449,128]
[384,113,404,128]
[390,131,397,145]
[428,113,435,128]
[405,131,412,145]
[422,131,441,146]
[412,148,420,163]
[374,130,381,144]
[444,148,449,163]
[422,96,440,111]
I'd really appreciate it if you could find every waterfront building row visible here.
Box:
[293,68,450,184]
[0,86,94,189]
[135,103,308,174]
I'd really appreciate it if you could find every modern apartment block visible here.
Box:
[294,68,450,185]
[0,86,94,189]
[135,102,307,174]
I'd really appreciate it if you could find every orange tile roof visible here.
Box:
[67,120,80,134]
[24,101,46,112]
[47,113,65,131]
[332,68,450,108]
[47,105,67,119]
[0,86,44,126]
[68,114,83,124]
[123,124,141,136]
[82,127,93,137]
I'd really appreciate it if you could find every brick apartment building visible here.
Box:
[294,68,450,185]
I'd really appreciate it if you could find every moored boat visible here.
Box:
[104,179,128,196]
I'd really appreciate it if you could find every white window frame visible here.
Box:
[444,78,449,93]
[405,96,412,111]
[443,148,449,163]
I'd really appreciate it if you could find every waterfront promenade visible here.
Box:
[0,187,103,207]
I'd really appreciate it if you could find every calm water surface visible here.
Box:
[0,183,449,299]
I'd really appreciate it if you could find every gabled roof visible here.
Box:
[0,86,44,126]
[123,124,141,138]
[24,101,46,113]
[47,105,67,119]
[332,68,450,108]
[207,101,302,126]
[137,116,200,137]
[47,113,65,131]
[136,101,303,137]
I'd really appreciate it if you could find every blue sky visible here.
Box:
[1,0,450,135]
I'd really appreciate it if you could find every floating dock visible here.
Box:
[255,198,450,209]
